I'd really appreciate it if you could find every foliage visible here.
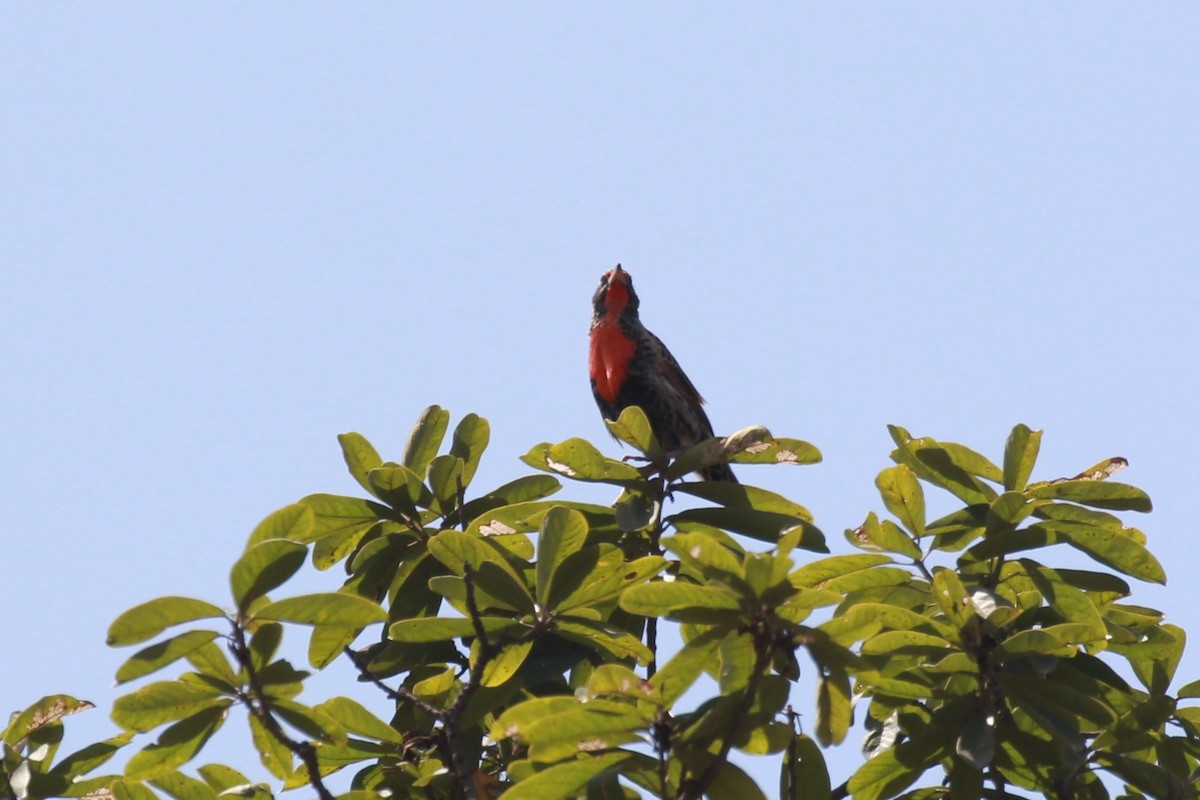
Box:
[4,406,1198,800]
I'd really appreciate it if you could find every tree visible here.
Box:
[4,405,1197,800]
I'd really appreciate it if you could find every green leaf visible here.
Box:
[991,629,1079,663]
[780,733,830,800]
[553,619,653,663]
[587,665,660,703]
[815,664,850,746]
[464,499,615,538]
[247,622,283,671]
[674,482,813,521]
[298,493,387,545]
[307,624,360,670]
[1044,521,1166,584]
[522,438,643,483]
[428,530,534,612]
[456,475,562,523]
[552,549,664,612]
[536,507,589,608]
[845,512,921,559]
[123,704,229,780]
[1003,424,1042,491]
[502,752,633,800]
[449,413,490,487]
[337,432,383,495]
[248,713,293,780]
[727,436,821,466]
[1002,674,1117,731]
[480,639,532,687]
[426,454,465,516]
[620,581,741,618]
[930,568,973,629]
[49,733,133,781]
[112,780,162,800]
[389,616,516,642]
[367,463,431,514]
[402,405,451,476]
[790,554,894,588]
[875,465,925,536]
[681,754,769,800]
[116,630,221,685]
[1096,753,1183,800]
[270,699,347,745]
[245,503,315,548]
[112,682,224,733]
[314,697,404,745]
[229,540,308,612]
[1029,480,1152,512]
[195,764,252,792]
[255,593,386,627]
[605,405,660,457]
[491,697,586,740]
[108,597,227,647]
[152,770,223,800]
[861,630,953,657]
[3,695,95,747]
[669,508,827,551]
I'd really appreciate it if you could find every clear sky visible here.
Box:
[4,4,1199,794]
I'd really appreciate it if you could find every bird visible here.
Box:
[588,264,737,482]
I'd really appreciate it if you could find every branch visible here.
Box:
[342,646,445,719]
[229,621,335,800]
[677,624,774,800]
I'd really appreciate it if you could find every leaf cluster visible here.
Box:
[3,410,1196,800]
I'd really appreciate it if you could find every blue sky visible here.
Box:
[4,4,1199,794]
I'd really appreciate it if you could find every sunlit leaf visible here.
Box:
[1003,424,1042,492]
[402,405,450,477]
[255,594,386,627]
[536,507,589,607]
[108,598,227,647]
[605,405,660,457]
[501,751,633,800]
[875,465,925,536]
[1029,480,1152,512]
[337,432,383,496]
[450,412,490,487]
[521,438,642,483]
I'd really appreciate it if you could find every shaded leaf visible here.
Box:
[230,540,308,612]
[123,705,229,780]
[116,631,221,685]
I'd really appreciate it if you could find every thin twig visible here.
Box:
[342,646,445,719]
[229,621,335,800]
[678,624,773,800]
[456,471,468,531]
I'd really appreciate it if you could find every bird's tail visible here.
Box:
[700,462,738,483]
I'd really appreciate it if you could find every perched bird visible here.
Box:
[588,264,737,482]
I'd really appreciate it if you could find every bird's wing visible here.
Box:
[647,331,706,408]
